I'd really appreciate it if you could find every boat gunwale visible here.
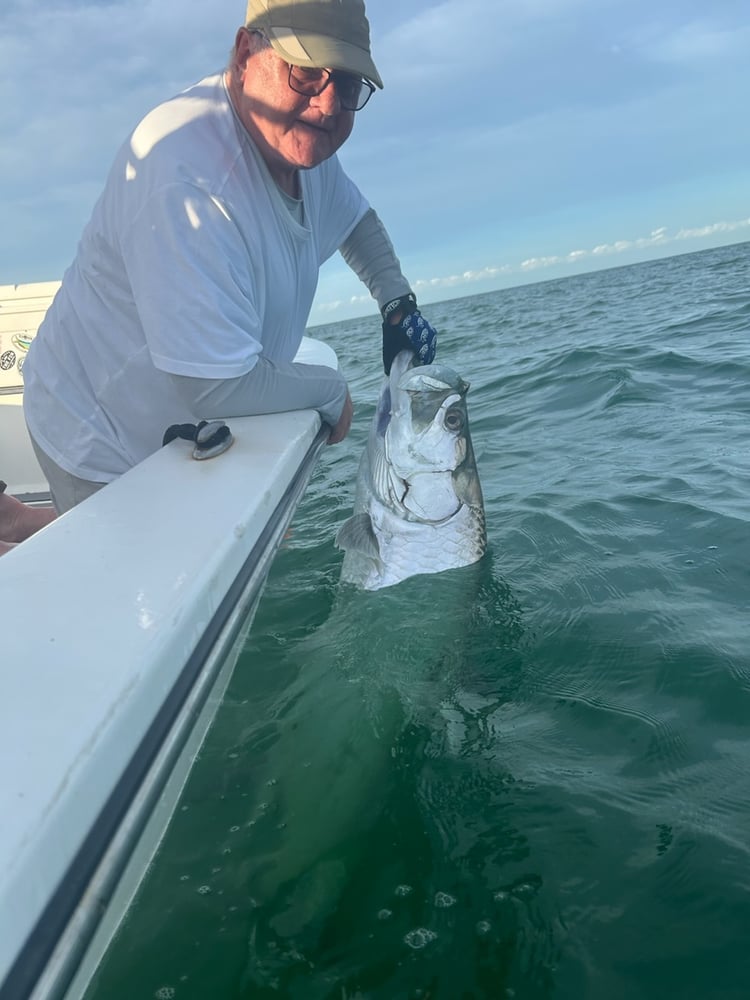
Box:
[0,427,328,1000]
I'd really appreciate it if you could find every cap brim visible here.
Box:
[268,31,383,89]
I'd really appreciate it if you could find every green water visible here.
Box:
[84,242,750,999]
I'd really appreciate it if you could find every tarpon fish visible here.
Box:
[201,355,489,956]
[336,350,487,590]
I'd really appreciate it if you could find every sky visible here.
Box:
[1,0,748,325]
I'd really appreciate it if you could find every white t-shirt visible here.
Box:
[24,74,368,481]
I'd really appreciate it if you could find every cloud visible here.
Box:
[674,219,750,241]
[3,0,749,315]
[412,265,513,292]
[638,19,750,64]
[371,0,617,90]
[514,218,749,274]
[311,216,750,318]
[448,216,750,278]
[0,0,240,277]
[591,227,668,257]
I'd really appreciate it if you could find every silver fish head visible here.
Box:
[385,362,483,520]
[337,350,486,590]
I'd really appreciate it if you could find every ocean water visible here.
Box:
[85,241,750,1000]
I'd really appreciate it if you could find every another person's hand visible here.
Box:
[381,293,437,374]
[0,480,57,551]
[328,389,353,444]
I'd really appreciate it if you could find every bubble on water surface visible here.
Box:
[434,891,456,908]
[394,884,413,897]
[404,928,437,949]
[154,989,175,999]
[377,908,393,921]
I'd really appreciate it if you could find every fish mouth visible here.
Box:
[397,366,470,398]
[375,351,415,437]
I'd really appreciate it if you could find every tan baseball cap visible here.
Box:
[245,0,383,89]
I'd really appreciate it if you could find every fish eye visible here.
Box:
[444,408,464,432]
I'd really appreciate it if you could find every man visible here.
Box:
[23,0,437,514]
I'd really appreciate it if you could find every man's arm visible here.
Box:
[339,208,412,309]
[340,208,438,374]
[170,356,349,430]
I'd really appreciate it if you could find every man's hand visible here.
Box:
[327,389,353,444]
[381,293,438,374]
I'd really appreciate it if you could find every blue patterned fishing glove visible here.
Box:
[381,293,438,375]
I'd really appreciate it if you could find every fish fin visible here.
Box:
[335,513,382,562]
[369,433,399,508]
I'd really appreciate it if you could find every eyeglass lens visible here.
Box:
[288,66,374,111]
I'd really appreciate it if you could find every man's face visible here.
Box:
[231,29,356,191]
